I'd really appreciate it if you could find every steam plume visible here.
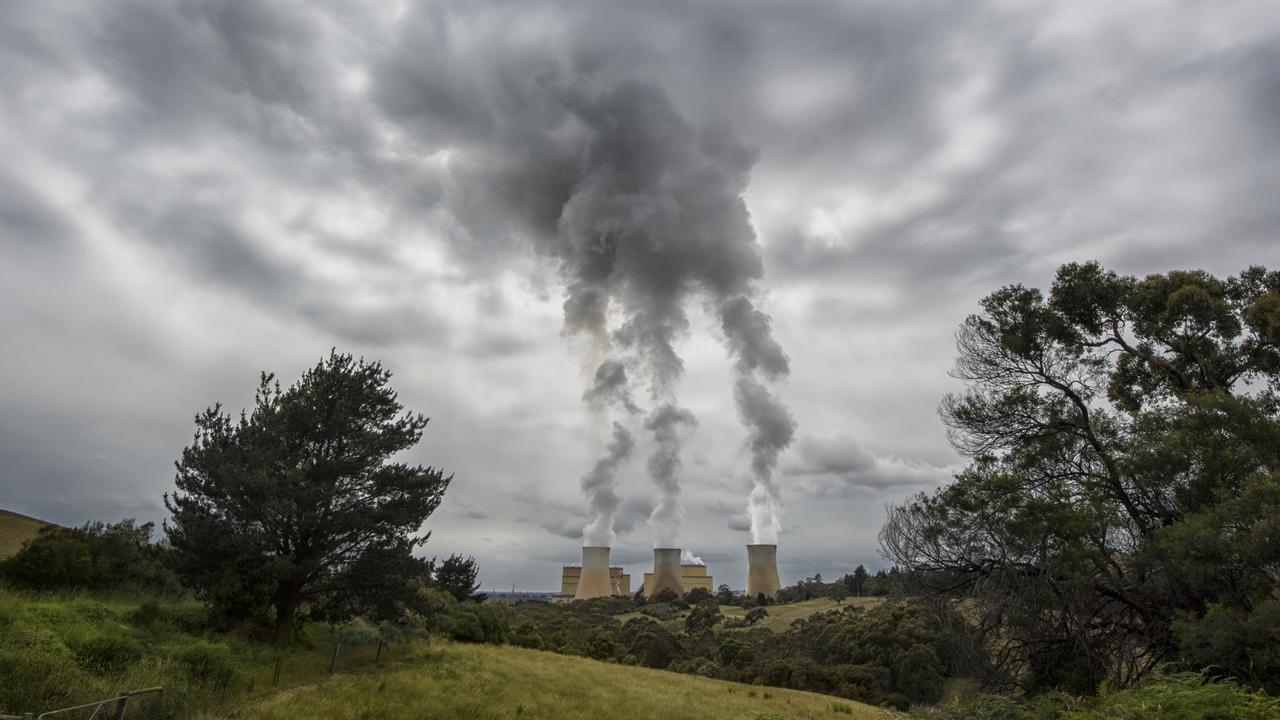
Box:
[720,296,797,544]
[580,421,635,547]
[644,403,697,547]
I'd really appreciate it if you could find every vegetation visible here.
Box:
[918,673,1280,720]
[1,519,178,594]
[243,639,899,720]
[882,262,1280,693]
[0,589,405,717]
[504,594,964,710]
[165,351,452,642]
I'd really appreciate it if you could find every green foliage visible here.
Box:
[165,350,451,641]
[883,262,1280,693]
[176,640,234,681]
[920,674,1280,720]
[433,553,481,603]
[72,631,142,672]
[685,587,713,604]
[2,520,180,595]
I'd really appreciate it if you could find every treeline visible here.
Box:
[500,592,969,710]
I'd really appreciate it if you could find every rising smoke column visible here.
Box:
[720,296,797,544]
[550,81,766,547]
[580,360,637,546]
[383,56,793,546]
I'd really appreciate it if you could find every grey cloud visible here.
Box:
[790,435,952,492]
[3,0,1278,593]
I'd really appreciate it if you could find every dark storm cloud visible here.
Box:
[3,0,1279,590]
[789,435,951,492]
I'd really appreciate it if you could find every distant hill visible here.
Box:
[0,508,57,559]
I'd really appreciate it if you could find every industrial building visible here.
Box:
[555,563,630,602]
[643,562,713,596]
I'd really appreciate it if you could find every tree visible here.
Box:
[881,262,1280,692]
[434,553,481,602]
[851,565,869,596]
[2,520,177,593]
[165,351,451,643]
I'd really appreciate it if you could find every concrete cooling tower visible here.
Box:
[650,547,684,597]
[573,546,614,600]
[746,544,781,598]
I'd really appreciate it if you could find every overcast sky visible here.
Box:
[2,1,1278,591]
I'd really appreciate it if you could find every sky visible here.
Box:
[1,1,1278,592]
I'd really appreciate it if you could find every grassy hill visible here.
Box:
[0,589,897,720]
[720,597,883,632]
[0,508,55,559]
[241,640,899,720]
[617,596,884,633]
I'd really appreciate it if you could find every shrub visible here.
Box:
[128,598,164,627]
[72,632,141,672]
[176,640,234,682]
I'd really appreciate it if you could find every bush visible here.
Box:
[176,640,234,681]
[128,598,164,627]
[1072,673,1280,720]
[72,632,141,672]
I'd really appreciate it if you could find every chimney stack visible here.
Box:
[746,544,781,598]
[574,546,613,600]
[650,547,684,597]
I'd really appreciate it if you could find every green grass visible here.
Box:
[0,508,55,559]
[720,597,884,632]
[615,596,883,633]
[0,589,402,718]
[241,640,902,720]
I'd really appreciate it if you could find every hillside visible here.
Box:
[241,640,899,720]
[616,596,884,633]
[0,508,55,559]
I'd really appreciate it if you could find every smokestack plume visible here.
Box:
[721,297,796,544]
[581,422,634,547]
[645,404,696,547]
[650,547,684,597]
[745,543,781,598]
[574,546,614,600]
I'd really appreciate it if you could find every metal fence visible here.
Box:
[1,687,163,720]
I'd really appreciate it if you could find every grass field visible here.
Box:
[241,640,900,720]
[616,596,883,633]
[0,590,404,717]
[0,507,55,559]
[719,597,883,632]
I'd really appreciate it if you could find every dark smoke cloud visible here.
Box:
[582,359,639,414]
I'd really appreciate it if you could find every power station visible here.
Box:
[553,543,780,601]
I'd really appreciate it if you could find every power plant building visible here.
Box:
[643,563,713,597]
[556,565,630,600]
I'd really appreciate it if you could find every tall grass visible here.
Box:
[243,641,900,720]
[0,589,409,718]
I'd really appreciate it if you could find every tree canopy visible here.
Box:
[881,262,1280,693]
[165,350,451,641]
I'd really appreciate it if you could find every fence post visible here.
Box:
[108,693,128,720]
[375,639,383,664]
[329,641,340,674]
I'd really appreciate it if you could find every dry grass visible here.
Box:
[0,507,55,559]
[237,640,901,720]
[719,597,885,632]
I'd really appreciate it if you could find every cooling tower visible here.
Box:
[574,546,613,600]
[650,547,684,597]
[746,544,781,598]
